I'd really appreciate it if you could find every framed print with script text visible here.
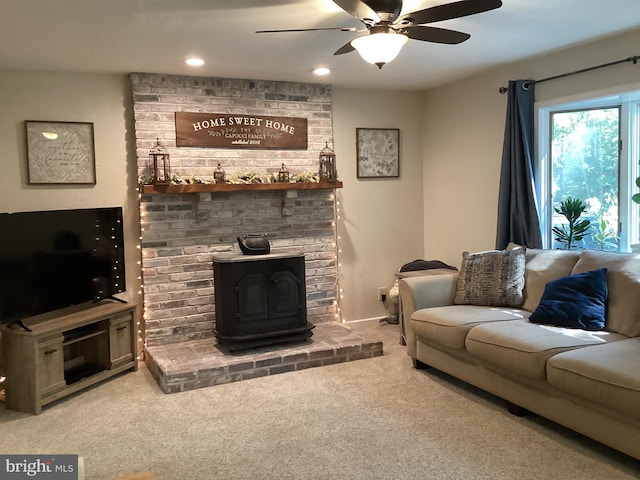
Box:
[25,121,96,185]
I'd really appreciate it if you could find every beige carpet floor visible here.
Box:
[1,320,638,480]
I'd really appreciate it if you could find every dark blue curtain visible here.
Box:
[495,80,542,249]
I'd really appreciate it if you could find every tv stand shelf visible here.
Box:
[1,301,137,414]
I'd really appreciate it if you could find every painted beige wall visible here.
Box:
[422,27,640,268]
[0,70,141,308]
[332,88,425,322]
[0,71,424,325]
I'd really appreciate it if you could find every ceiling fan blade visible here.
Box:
[333,0,380,23]
[256,26,358,33]
[333,41,356,55]
[397,0,502,25]
[406,26,470,44]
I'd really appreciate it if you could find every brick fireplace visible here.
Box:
[131,73,383,392]
[131,73,338,348]
[139,187,339,347]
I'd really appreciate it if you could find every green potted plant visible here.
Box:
[552,197,592,249]
[592,217,619,251]
[633,174,640,205]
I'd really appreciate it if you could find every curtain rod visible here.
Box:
[498,55,640,94]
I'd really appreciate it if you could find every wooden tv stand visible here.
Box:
[1,301,138,414]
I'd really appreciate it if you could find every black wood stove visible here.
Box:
[212,250,314,351]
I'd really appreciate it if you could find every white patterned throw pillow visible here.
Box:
[454,248,526,308]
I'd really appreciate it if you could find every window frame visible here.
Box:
[535,84,640,252]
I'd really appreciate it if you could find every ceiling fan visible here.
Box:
[256,0,503,69]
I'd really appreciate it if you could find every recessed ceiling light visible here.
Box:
[186,57,205,67]
[312,67,331,76]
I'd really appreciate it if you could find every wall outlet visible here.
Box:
[378,287,388,301]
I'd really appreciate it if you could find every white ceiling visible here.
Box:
[1,0,640,91]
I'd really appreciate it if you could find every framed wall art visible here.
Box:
[25,120,96,185]
[356,128,400,179]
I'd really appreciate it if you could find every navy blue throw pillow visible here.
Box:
[529,268,608,330]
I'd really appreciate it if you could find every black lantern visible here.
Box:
[149,138,171,184]
[278,163,290,183]
[319,141,337,182]
[214,163,226,184]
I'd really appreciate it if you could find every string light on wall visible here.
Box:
[136,185,147,356]
[333,191,344,322]
[137,230,144,355]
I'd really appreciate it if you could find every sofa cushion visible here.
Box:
[522,249,581,312]
[410,305,529,349]
[547,338,640,419]
[454,248,525,308]
[465,320,625,380]
[529,268,608,331]
[571,250,640,337]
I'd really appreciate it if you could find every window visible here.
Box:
[536,87,640,252]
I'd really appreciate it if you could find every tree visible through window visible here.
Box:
[550,107,620,250]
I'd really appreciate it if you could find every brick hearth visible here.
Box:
[145,322,383,393]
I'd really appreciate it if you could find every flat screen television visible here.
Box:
[0,207,126,328]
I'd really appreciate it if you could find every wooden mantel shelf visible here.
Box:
[141,181,343,194]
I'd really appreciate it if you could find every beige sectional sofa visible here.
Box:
[399,248,640,460]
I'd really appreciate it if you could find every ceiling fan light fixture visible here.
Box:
[351,31,408,69]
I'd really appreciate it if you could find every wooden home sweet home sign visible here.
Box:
[175,112,308,149]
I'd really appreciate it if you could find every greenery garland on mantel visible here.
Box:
[139,171,342,194]
[139,170,323,187]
